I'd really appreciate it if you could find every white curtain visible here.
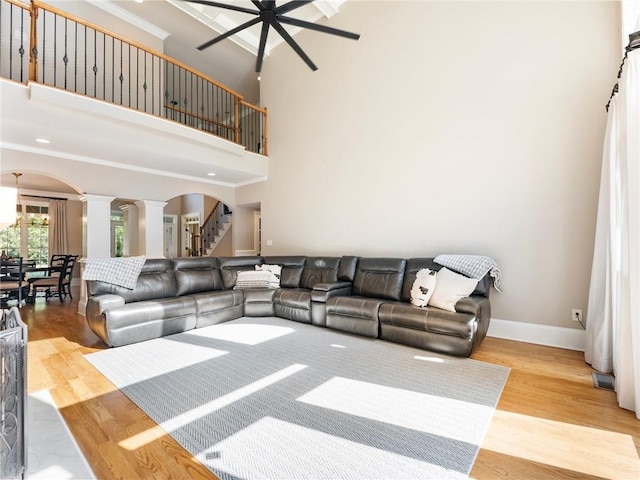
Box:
[586,45,640,419]
[48,200,68,257]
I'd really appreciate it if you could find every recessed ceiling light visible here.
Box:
[207,172,216,177]
[35,138,50,144]
[134,0,143,3]
[257,76,261,81]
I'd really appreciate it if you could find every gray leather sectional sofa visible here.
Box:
[85,255,493,357]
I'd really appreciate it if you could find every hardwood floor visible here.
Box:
[19,290,640,479]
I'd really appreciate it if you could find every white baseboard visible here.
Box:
[488,318,586,352]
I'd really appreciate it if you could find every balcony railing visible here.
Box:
[0,0,268,155]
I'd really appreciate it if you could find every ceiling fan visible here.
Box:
[182,0,360,72]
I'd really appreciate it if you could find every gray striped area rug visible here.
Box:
[86,317,509,479]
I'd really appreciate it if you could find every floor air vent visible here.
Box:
[592,372,615,391]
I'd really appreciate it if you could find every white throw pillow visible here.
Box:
[234,270,273,289]
[255,264,282,288]
[410,268,437,307]
[428,267,478,312]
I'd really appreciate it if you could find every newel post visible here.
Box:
[29,0,39,81]
[234,96,240,144]
[263,107,268,156]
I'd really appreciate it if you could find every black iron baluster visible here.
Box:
[74,22,77,91]
[102,32,106,100]
[111,37,115,102]
[53,13,57,86]
[150,55,154,114]
[119,40,123,105]
[164,60,169,118]
[83,24,87,94]
[63,18,68,89]
[128,43,131,107]
[40,10,44,83]
[9,4,13,80]
[143,51,147,112]
[18,8,24,82]
[93,28,97,97]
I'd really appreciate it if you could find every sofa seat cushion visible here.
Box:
[191,290,244,327]
[378,302,476,340]
[98,296,197,347]
[273,288,311,310]
[244,288,276,317]
[325,296,383,338]
[272,288,312,323]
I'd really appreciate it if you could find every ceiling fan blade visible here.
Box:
[182,0,259,16]
[278,16,360,40]
[256,21,270,72]
[275,0,314,15]
[266,0,276,9]
[268,18,317,71]
[251,0,266,11]
[197,17,263,50]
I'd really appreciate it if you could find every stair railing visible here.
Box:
[0,0,267,155]
[200,201,232,256]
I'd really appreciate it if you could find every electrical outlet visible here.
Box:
[572,309,583,323]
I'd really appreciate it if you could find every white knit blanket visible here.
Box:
[83,256,146,290]
[234,270,279,289]
[434,255,503,292]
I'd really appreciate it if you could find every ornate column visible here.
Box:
[77,194,115,315]
[135,200,167,258]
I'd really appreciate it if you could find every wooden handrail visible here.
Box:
[164,105,234,132]
[31,0,244,100]
[200,200,220,256]
[240,100,268,115]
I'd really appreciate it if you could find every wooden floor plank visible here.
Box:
[17,289,640,479]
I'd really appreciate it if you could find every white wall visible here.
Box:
[238,1,620,330]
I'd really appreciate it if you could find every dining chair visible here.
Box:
[27,254,67,288]
[30,254,79,302]
[0,257,29,307]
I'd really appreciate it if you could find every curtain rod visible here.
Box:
[20,194,68,201]
[606,30,640,111]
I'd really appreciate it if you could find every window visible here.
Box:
[0,203,49,265]
[111,213,124,257]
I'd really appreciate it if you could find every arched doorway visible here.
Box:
[164,193,233,258]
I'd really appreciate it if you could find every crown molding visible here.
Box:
[87,0,171,40]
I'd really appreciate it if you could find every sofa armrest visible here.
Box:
[87,294,125,316]
[455,295,490,317]
[312,282,352,303]
[314,281,352,292]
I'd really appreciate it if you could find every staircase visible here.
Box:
[201,203,232,256]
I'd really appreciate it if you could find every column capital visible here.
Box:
[78,194,115,204]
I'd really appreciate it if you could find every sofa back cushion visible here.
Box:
[338,256,358,282]
[263,256,306,288]
[299,257,340,290]
[171,257,224,295]
[218,256,264,290]
[352,258,406,301]
[401,258,491,301]
[87,258,177,303]
[401,258,440,302]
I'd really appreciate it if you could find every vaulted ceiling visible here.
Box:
[73,0,349,103]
